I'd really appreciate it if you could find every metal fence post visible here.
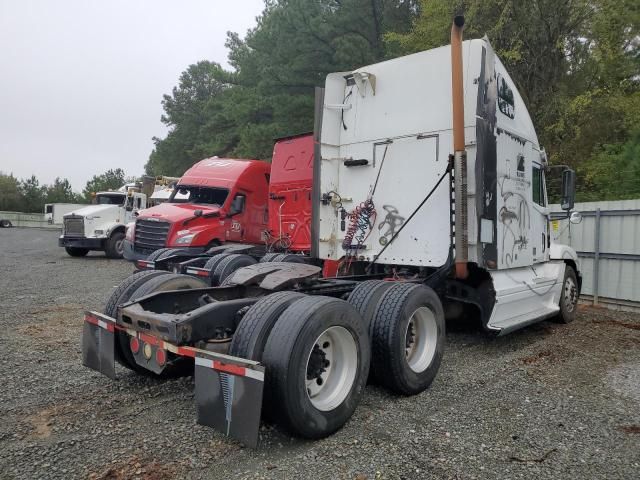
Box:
[593,208,601,305]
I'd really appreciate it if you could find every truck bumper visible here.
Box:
[59,236,104,249]
[82,311,264,447]
[123,239,207,263]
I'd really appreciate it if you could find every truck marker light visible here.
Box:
[156,348,167,366]
[130,337,140,354]
[143,343,153,360]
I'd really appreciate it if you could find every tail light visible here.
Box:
[155,348,167,366]
[130,337,140,354]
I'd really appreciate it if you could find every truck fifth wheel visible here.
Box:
[82,17,582,447]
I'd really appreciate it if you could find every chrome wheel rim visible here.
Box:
[405,306,438,373]
[305,326,358,412]
[564,275,577,312]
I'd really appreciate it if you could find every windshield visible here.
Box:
[169,186,229,206]
[95,194,125,205]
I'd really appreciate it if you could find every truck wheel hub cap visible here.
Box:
[305,326,357,411]
[405,307,438,373]
[564,276,577,312]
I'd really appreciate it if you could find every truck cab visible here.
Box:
[59,188,146,258]
[124,158,270,261]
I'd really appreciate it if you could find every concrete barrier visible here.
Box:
[0,211,60,229]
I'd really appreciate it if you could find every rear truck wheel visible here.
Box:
[274,253,306,264]
[555,266,579,324]
[104,270,171,373]
[105,231,125,258]
[0,219,13,228]
[262,296,370,439]
[212,254,257,286]
[124,273,208,376]
[229,292,305,361]
[146,248,172,261]
[65,247,89,257]
[203,253,231,278]
[347,280,395,338]
[259,253,281,263]
[154,248,192,263]
[371,283,445,395]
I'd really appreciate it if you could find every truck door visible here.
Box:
[530,158,549,263]
[227,193,246,242]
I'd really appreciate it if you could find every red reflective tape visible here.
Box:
[213,361,246,376]
[139,333,159,346]
[197,270,209,277]
[105,322,115,333]
[177,347,196,358]
[85,315,99,326]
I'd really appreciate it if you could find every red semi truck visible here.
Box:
[123,134,313,262]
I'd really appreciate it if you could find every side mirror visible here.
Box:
[569,211,582,224]
[561,169,576,211]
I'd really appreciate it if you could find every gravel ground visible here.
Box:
[0,227,639,480]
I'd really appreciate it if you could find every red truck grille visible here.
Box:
[134,219,170,254]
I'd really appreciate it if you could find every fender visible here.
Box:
[105,223,126,238]
[550,242,582,292]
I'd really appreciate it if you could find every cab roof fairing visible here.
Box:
[178,158,271,192]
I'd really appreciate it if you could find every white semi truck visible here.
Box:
[59,186,147,258]
[82,17,582,446]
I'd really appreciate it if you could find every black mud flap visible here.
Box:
[82,312,116,379]
[194,352,265,448]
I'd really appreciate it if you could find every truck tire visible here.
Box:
[555,266,579,324]
[347,280,395,338]
[259,253,281,263]
[274,253,306,264]
[211,254,257,286]
[145,248,170,261]
[65,247,89,257]
[105,231,125,259]
[155,248,192,262]
[229,292,305,361]
[202,253,231,283]
[0,219,12,228]
[104,270,170,373]
[262,296,370,439]
[371,283,445,395]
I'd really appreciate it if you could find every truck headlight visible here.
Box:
[175,233,195,245]
[125,222,135,242]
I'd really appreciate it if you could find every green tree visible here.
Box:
[0,172,22,212]
[19,175,46,213]
[146,0,418,175]
[45,177,81,204]
[82,168,126,201]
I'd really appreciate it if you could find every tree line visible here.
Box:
[146,0,639,202]
[0,169,128,213]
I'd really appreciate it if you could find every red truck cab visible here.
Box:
[124,158,270,261]
[266,133,314,253]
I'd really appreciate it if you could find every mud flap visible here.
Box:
[194,352,265,448]
[82,312,116,379]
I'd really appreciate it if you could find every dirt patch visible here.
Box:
[519,345,573,365]
[619,425,640,434]
[593,319,640,331]
[27,404,73,439]
[26,303,83,315]
[88,456,181,480]
[521,349,555,365]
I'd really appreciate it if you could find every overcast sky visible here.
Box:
[0,0,264,191]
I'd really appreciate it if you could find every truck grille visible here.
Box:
[134,219,170,254]
[63,217,84,237]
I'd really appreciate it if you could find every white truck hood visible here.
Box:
[65,204,121,219]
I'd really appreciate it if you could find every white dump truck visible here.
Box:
[59,186,148,258]
[82,17,582,446]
